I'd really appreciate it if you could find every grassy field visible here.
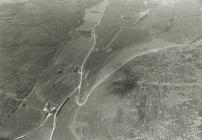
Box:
[0,0,102,138]
[72,45,202,140]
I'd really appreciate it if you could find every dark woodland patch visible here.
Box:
[108,67,142,97]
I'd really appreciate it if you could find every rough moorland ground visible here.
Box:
[0,0,101,138]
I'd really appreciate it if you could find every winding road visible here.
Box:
[13,0,202,139]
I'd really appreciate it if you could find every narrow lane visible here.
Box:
[14,113,52,140]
